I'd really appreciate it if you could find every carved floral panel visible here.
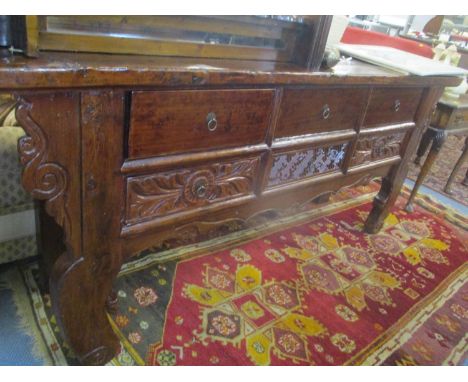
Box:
[126,157,260,224]
[267,143,348,187]
[350,132,406,167]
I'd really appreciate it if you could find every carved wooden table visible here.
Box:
[0,53,459,365]
[405,97,468,211]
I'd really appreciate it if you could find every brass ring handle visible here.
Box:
[194,179,208,198]
[394,99,401,112]
[206,112,217,131]
[322,104,331,120]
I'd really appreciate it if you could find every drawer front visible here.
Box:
[363,88,423,128]
[267,142,348,187]
[275,88,368,139]
[125,156,261,224]
[128,89,275,158]
[350,131,407,167]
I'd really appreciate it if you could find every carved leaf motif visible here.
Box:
[351,132,406,167]
[126,157,259,223]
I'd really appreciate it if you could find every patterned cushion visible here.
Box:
[0,123,36,264]
[0,125,32,213]
[0,125,23,171]
[0,170,33,215]
[0,235,36,264]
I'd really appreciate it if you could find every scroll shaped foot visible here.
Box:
[50,254,121,365]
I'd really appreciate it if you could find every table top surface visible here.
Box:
[0,52,462,90]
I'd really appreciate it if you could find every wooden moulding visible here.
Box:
[271,129,357,150]
[121,144,269,174]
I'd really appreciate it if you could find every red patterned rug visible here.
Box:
[18,186,468,365]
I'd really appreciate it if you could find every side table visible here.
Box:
[406,97,468,211]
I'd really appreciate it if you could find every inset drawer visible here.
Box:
[125,156,261,224]
[363,88,423,128]
[274,88,368,139]
[128,89,275,158]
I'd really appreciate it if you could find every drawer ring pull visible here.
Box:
[206,112,218,131]
[322,104,331,120]
[394,99,401,112]
[194,179,208,198]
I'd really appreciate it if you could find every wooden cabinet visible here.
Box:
[0,16,460,366]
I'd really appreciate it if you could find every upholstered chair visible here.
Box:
[0,98,36,264]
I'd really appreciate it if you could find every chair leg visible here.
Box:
[444,137,468,194]
[405,128,446,213]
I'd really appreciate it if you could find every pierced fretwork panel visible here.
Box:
[267,143,348,187]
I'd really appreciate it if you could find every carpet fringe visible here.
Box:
[0,266,53,365]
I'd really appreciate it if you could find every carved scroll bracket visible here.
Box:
[16,97,71,246]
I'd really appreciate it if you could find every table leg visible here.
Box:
[405,128,446,212]
[444,136,468,194]
[364,87,444,233]
[16,93,124,365]
[414,127,436,165]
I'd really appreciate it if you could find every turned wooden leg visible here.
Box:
[405,128,446,212]
[414,127,435,165]
[444,137,468,194]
